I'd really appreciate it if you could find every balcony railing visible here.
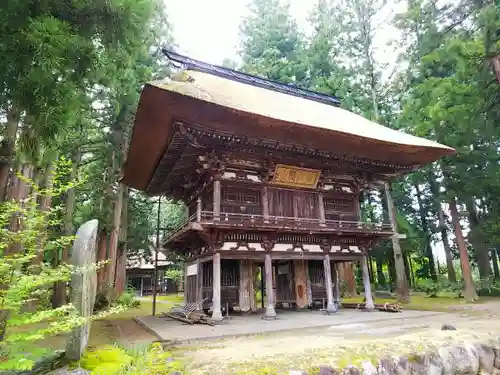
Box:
[164,211,393,243]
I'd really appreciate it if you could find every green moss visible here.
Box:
[80,342,185,375]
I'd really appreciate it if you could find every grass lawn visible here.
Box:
[343,291,498,312]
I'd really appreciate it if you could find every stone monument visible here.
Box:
[65,220,99,361]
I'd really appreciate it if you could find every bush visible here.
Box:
[446,281,464,298]
[116,290,140,309]
[476,277,500,297]
[80,342,184,374]
[414,279,444,297]
[0,163,85,371]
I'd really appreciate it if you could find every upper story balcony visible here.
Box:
[164,210,394,245]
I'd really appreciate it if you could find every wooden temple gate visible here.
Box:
[121,50,455,321]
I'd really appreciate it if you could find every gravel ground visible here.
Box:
[172,310,500,375]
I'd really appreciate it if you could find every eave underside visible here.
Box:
[147,122,416,200]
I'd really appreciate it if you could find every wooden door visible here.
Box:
[268,188,294,217]
[293,191,318,219]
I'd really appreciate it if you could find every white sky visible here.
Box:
[163,0,405,67]
[163,0,453,265]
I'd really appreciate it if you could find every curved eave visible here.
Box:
[123,76,455,192]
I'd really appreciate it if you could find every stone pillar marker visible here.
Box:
[362,255,375,311]
[263,253,276,319]
[323,254,336,313]
[66,219,99,361]
[212,252,223,321]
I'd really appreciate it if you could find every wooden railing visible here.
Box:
[163,211,393,242]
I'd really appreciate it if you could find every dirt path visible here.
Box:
[112,319,157,346]
[172,311,500,375]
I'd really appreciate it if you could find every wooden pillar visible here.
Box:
[196,258,203,302]
[262,186,270,223]
[196,197,202,222]
[140,277,144,297]
[213,179,221,221]
[183,263,188,303]
[362,255,375,310]
[293,259,308,309]
[323,254,336,313]
[305,260,313,306]
[239,259,256,312]
[344,262,358,297]
[318,192,326,226]
[384,181,410,302]
[333,262,341,308]
[212,253,223,320]
[264,253,276,319]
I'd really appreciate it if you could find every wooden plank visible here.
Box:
[293,259,308,308]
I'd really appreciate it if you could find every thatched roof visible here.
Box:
[122,58,454,194]
[150,70,451,152]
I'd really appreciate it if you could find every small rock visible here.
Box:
[441,324,457,331]
[360,361,377,375]
[317,366,339,375]
[341,365,361,375]
[50,368,90,375]
[377,357,401,375]
[474,343,494,373]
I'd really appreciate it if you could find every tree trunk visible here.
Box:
[491,248,500,280]
[0,105,20,202]
[34,162,55,265]
[414,183,437,280]
[96,231,108,293]
[465,199,491,279]
[375,257,386,287]
[429,170,456,282]
[449,198,477,302]
[384,182,410,302]
[52,152,80,308]
[114,187,129,295]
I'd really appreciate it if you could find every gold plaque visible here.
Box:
[271,164,321,189]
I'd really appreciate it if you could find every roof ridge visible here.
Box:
[163,48,341,107]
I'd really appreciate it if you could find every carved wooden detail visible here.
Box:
[229,242,257,252]
[286,243,308,252]
[320,239,331,253]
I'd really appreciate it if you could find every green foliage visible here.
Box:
[80,342,185,375]
[116,290,141,309]
[239,0,307,84]
[165,269,182,284]
[0,162,83,370]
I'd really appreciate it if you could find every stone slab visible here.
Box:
[136,309,444,343]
